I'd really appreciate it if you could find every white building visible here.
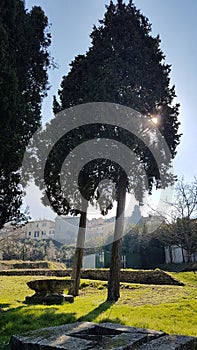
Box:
[54,214,141,246]
[54,215,115,245]
[165,245,197,264]
[82,254,96,268]
[87,217,114,240]
[165,245,184,264]
[54,216,79,245]
[25,219,55,240]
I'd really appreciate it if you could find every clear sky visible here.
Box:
[24,0,197,220]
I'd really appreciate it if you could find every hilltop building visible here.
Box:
[25,219,55,240]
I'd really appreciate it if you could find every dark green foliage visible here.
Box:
[0,0,51,228]
[55,0,180,159]
[1,237,74,263]
[100,225,165,269]
[51,0,181,219]
[139,237,165,268]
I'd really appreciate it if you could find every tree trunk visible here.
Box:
[68,199,88,296]
[107,176,127,302]
[169,246,173,264]
[181,246,185,263]
[187,250,193,263]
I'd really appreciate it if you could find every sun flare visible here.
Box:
[151,116,158,124]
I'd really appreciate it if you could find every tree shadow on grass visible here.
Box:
[78,300,124,325]
[0,305,77,350]
[0,303,10,309]
[0,300,125,349]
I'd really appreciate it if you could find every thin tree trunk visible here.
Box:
[169,246,173,264]
[187,250,193,263]
[68,199,88,296]
[181,246,185,263]
[107,176,127,302]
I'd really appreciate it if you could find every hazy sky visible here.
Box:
[24,0,197,220]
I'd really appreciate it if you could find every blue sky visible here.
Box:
[24,0,197,219]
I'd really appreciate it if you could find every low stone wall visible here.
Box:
[81,269,184,286]
[0,268,184,286]
[0,269,70,277]
[0,260,66,270]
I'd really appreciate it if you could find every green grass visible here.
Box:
[0,272,197,349]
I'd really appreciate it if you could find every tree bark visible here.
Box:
[107,175,127,302]
[181,246,185,263]
[169,246,173,264]
[68,199,88,296]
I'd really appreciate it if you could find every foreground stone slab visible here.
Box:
[9,322,197,350]
[137,334,197,349]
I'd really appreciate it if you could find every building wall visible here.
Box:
[54,213,144,246]
[54,216,115,245]
[165,245,186,264]
[165,245,197,264]
[54,216,79,245]
[86,219,114,240]
[25,220,55,240]
[82,254,96,268]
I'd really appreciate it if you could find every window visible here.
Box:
[29,232,31,236]
[121,255,126,268]
[34,231,39,237]
[99,252,104,263]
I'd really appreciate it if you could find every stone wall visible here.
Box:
[0,268,184,285]
[81,269,184,286]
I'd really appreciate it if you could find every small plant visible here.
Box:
[97,284,105,290]
[80,281,90,289]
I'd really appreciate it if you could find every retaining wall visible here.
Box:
[0,268,184,285]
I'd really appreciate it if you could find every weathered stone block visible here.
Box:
[25,279,74,305]
[137,334,197,349]
[9,322,197,350]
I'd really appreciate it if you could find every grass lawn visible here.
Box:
[0,272,196,349]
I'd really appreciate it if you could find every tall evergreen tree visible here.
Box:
[0,0,52,228]
[53,0,181,301]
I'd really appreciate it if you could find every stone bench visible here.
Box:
[25,278,74,305]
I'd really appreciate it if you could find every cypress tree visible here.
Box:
[0,0,52,228]
[53,0,181,300]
